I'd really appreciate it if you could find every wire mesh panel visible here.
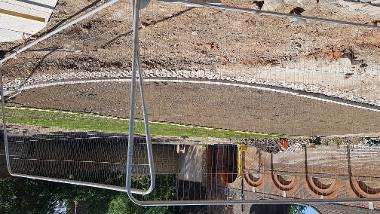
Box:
[1,75,157,192]
[131,0,380,205]
[6,131,127,185]
[0,0,156,194]
[1,0,380,207]
[125,139,380,205]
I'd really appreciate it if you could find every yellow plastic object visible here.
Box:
[237,145,248,177]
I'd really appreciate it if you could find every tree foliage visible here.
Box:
[0,175,176,214]
[288,204,307,214]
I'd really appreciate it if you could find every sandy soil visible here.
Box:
[11,81,380,136]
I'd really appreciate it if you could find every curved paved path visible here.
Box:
[5,78,380,112]
[9,78,380,136]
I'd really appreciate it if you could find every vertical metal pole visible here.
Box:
[126,0,139,194]
[126,0,155,196]
[0,65,12,175]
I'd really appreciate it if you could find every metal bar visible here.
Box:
[0,68,12,177]
[263,170,380,181]
[125,0,155,196]
[14,0,56,10]
[126,196,380,206]
[160,1,380,30]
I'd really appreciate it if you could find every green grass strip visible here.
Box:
[2,106,281,139]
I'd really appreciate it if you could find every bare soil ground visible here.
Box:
[12,82,380,136]
[1,0,380,103]
[1,0,380,137]
[1,0,380,87]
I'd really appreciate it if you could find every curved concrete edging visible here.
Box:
[4,77,380,113]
